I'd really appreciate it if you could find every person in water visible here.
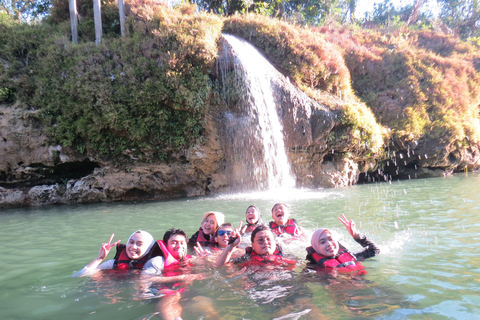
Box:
[188,211,225,247]
[269,203,306,239]
[306,214,380,275]
[143,228,192,275]
[146,228,218,320]
[72,230,156,277]
[215,225,328,319]
[239,205,262,235]
[216,224,296,267]
[215,223,235,249]
[193,223,244,264]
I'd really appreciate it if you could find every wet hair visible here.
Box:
[251,224,274,243]
[216,223,233,236]
[163,228,188,243]
[271,203,288,212]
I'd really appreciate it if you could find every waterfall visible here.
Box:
[217,34,296,191]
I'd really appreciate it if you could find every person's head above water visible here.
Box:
[311,228,339,257]
[126,230,155,260]
[251,224,277,255]
[163,228,188,261]
[245,205,261,225]
[201,211,225,236]
[271,203,290,226]
[215,223,234,248]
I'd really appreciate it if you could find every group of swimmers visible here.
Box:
[73,203,380,319]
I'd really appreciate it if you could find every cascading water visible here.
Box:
[217,34,296,191]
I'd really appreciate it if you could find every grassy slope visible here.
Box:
[1,3,479,168]
[321,28,480,153]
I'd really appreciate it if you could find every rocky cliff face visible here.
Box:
[2,35,479,208]
[0,50,352,209]
[0,105,226,208]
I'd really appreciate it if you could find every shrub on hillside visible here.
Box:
[223,14,352,97]
[1,4,223,161]
[221,16,386,160]
[320,28,480,149]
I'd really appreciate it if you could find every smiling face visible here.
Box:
[316,231,339,257]
[215,225,234,248]
[166,234,187,261]
[246,206,260,225]
[252,230,276,256]
[271,204,290,226]
[201,214,217,235]
[126,232,149,259]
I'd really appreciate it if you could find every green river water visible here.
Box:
[1,173,479,319]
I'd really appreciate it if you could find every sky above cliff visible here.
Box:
[356,0,440,19]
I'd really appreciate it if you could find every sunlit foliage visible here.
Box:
[321,27,480,151]
[0,2,223,160]
[223,14,387,158]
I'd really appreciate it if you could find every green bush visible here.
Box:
[1,4,223,161]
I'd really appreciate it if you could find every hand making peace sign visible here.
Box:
[97,233,121,260]
[338,214,360,239]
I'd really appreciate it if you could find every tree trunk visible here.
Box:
[405,0,425,27]
[118,0,126,37]
[349,0,356,23]
[93,0,102,45]
[69,0,78,44]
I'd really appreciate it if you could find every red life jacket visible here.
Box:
[269,218,300,236]
[241,245,296,269]
[155,240,193,276]
[194,228,217,246]
[305,245,367,275]
[112,244,152,270]
[151,240,193,295]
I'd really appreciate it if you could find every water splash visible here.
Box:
[218,34,296,190]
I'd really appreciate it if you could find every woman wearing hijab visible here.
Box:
[240,205,263,235]
[73,230,157,277]
[306,214,380,275]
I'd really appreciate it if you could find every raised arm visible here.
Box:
[73,233,121,277]
[338,214,360,239]
[216,228,241,267]
[338,214,380,260]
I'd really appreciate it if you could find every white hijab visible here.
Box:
[127,230,155,259]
